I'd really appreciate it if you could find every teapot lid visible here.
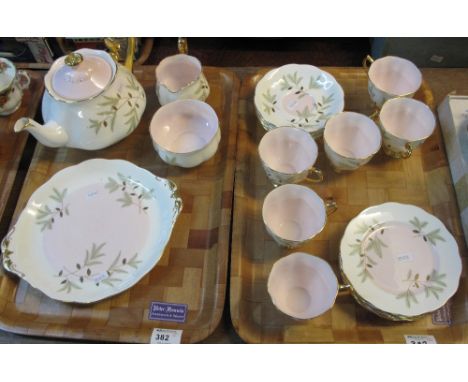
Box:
[0,58,16,93]
[47,49,116,101]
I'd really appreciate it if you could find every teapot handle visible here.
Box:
[124,37,136,72]
[178,38,188,54]
[104,37,136,72]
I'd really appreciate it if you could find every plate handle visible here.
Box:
[0,227,25,277]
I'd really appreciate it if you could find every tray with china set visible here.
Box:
[230,64,467,343]
[0,42,467,344]
[0,42,239,343]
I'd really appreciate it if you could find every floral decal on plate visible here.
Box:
[409,216,446,245]
[36,188,69,231]
[262,89,277,115]
[348,220,388,282]
[105,173,153,213]
[88,73,145,135]
[261,71,336,130]
[348,215,449,307]
[396,269,447,308]
[56,242,142,293]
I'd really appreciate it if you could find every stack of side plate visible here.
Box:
[254,64,345,138]
[339,202,462,321]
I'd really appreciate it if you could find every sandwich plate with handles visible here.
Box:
[1,159,183,304]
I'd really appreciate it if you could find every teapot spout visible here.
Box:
[14,118,69,148]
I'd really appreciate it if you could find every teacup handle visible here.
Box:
[362,55,374,70]
[338,283,351,297]
[305,167,324,183]
[325,198,337,215]
[402,142,413,159]
[368,109,380,120]
[16,70,31,90]
[339,284,351,292]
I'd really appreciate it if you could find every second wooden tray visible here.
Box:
[230,67,468,343]
[0,66,239,343]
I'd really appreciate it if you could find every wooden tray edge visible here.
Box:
[229,68,468,344]
[0,68,241,344]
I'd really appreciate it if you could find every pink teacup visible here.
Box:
[267,252,339,320]
[364,55,422,108]
[324,112,381,172]
[262,184,336,248]
[258,126,323,186]
[378,97,436,159]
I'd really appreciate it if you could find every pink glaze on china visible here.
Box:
[263,184,326,241]
[156,54,202,93]
[267,252,338,319]
[42,182,150,277]
[281,92,316,117]
[258,126,318,173]
[361,221,438,295]
[150,99,218,153]
[324,112,381,159]
[50,51,115,101]
[380,98,436,141]
[368,56,422,96]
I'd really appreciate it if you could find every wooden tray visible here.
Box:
[230,67,468,343]
[0,66,239,343]
[0,71,44,236]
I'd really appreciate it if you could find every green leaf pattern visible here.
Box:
[105,172,153,213]
[36,188,69,231]
[261,70,335,128]
[56,242,142,292]
[349,220,386,282]
[88,74,145,135]
[396,269,447,308]
[348,215,449,308]
[262,89,277,115]
[410,216,446,245]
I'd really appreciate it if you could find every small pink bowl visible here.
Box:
[149,99,220,168]
[268,252,339,319]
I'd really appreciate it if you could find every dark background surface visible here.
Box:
[2,37,468,67]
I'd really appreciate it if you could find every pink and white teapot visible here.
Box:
[14,43,146,150]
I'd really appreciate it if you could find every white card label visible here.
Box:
[430,55,444,63]
[92,271,108,283]
[396,252,413,263]
[404,335,437,344]
[150,328,183,344]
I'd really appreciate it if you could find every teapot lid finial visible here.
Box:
[64,52,83,67]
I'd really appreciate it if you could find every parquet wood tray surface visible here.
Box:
[0,71,44,231]
[0,66,239,343]
[230,67,468,343]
